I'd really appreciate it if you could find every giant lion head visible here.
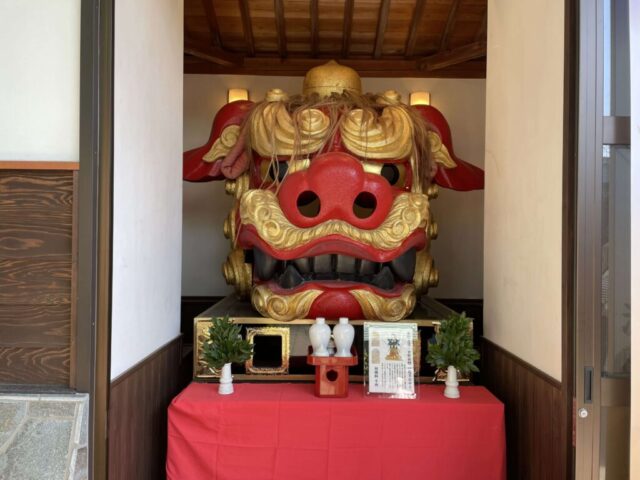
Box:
[184,61,483,322]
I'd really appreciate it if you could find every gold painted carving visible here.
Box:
[222,248,252,297]
[225,173,250,199]
[251,285,322,322]
[245,327,290,374]
[239,189,429,251]
[250,103,331,157]
[302,60,362,97]
[351,284,417,322]
[413,249,439,295]
[427,131,457,168]
[203,125,240,163]
[340,106,413,159]
[288,158,311,173]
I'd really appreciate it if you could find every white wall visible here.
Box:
[629,0,639,473]
[483,0,565,380]
[0,0,80,161]
[183,74,486,299]
[111,0,184,379]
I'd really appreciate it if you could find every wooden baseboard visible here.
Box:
[108,335,191,480]
[480,337,568,480]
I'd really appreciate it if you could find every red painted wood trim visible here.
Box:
[0,161,80,171]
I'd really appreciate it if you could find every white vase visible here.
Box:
[218,363,234,395]
[444,365,460,399]
[310,317,331,356]
[333,317,355,357]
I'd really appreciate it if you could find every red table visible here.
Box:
[167,383,506,480]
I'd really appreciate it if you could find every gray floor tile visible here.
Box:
[0,402,26,450]
[0,418,72,480]
[28,401,77,419]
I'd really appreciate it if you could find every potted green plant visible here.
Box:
[201,316,253,395]
[426,312,479,398]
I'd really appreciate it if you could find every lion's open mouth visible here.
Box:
[251,247,416,291]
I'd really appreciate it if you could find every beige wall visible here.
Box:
[0,0,80,161]
[183,74,486,299]
[483,0,565,380]
[111,0,184,379]
[630,0,639,474]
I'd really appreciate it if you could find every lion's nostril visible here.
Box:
[297,190,321,217]
[353,192,377,219]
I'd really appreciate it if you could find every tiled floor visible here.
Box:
[0,394,88,480]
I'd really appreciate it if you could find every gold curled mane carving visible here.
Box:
[239,189,429,251]
[351,284,417,322]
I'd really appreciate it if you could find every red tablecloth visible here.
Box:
[167,383,506,480]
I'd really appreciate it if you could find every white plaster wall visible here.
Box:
[111,0,184,379]
[0,0,80,161]
[629,0,639,473]
[183,74,486,299]
[483,0,565,380]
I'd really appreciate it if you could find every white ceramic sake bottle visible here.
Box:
[310,317,331,356]
[333,317,355,357]
[444,365,460,399]
[218,363,234,395]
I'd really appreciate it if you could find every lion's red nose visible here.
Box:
[277,153,394,229]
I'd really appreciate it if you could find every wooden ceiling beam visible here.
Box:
[439,0,461,51]
[418,40,486,70]
[310,0,319,58]
[200,0,222,48]
[274,0,287,58]
[239,0,255,56]
[373,0,391,58]
[405,0,426,58]
[184,38,244,67]
[184,55,486,78]
[341,0,354,58]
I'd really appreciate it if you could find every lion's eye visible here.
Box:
[380,163,406,187]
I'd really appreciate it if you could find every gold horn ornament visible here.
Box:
[302,60,362,97]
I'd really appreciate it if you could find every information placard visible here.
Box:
[363,322,418,399]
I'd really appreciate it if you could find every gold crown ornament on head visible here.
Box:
[303,60,362,97]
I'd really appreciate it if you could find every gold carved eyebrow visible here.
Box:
[249,103,330,157]
[340,106,413,159]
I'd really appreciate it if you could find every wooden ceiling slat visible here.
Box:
[200,0,222,47]
[418,40,486,70]
[184,0,487,78]
[439,0,461,51]
[239,0,255,56]
[342,0,354,58]
[373,0,391,58]
[405,0,426,57]
[310,0,319,58]
[274,0,287,58]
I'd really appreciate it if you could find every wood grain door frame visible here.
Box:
[77,0,114,479]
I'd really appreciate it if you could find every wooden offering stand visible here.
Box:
[306,347,358,398]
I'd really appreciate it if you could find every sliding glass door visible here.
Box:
[576,0,631,478]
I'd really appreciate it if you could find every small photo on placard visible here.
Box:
[363,322,418,399]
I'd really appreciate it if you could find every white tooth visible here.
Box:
[336,255,356,273]
[314,254,332,273]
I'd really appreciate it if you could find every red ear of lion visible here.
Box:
[413,105,484,191]
[183,100,254,182]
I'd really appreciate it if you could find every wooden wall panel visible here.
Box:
[481,338,568,480]
[0,170,75,386]
[108,336,191,480]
